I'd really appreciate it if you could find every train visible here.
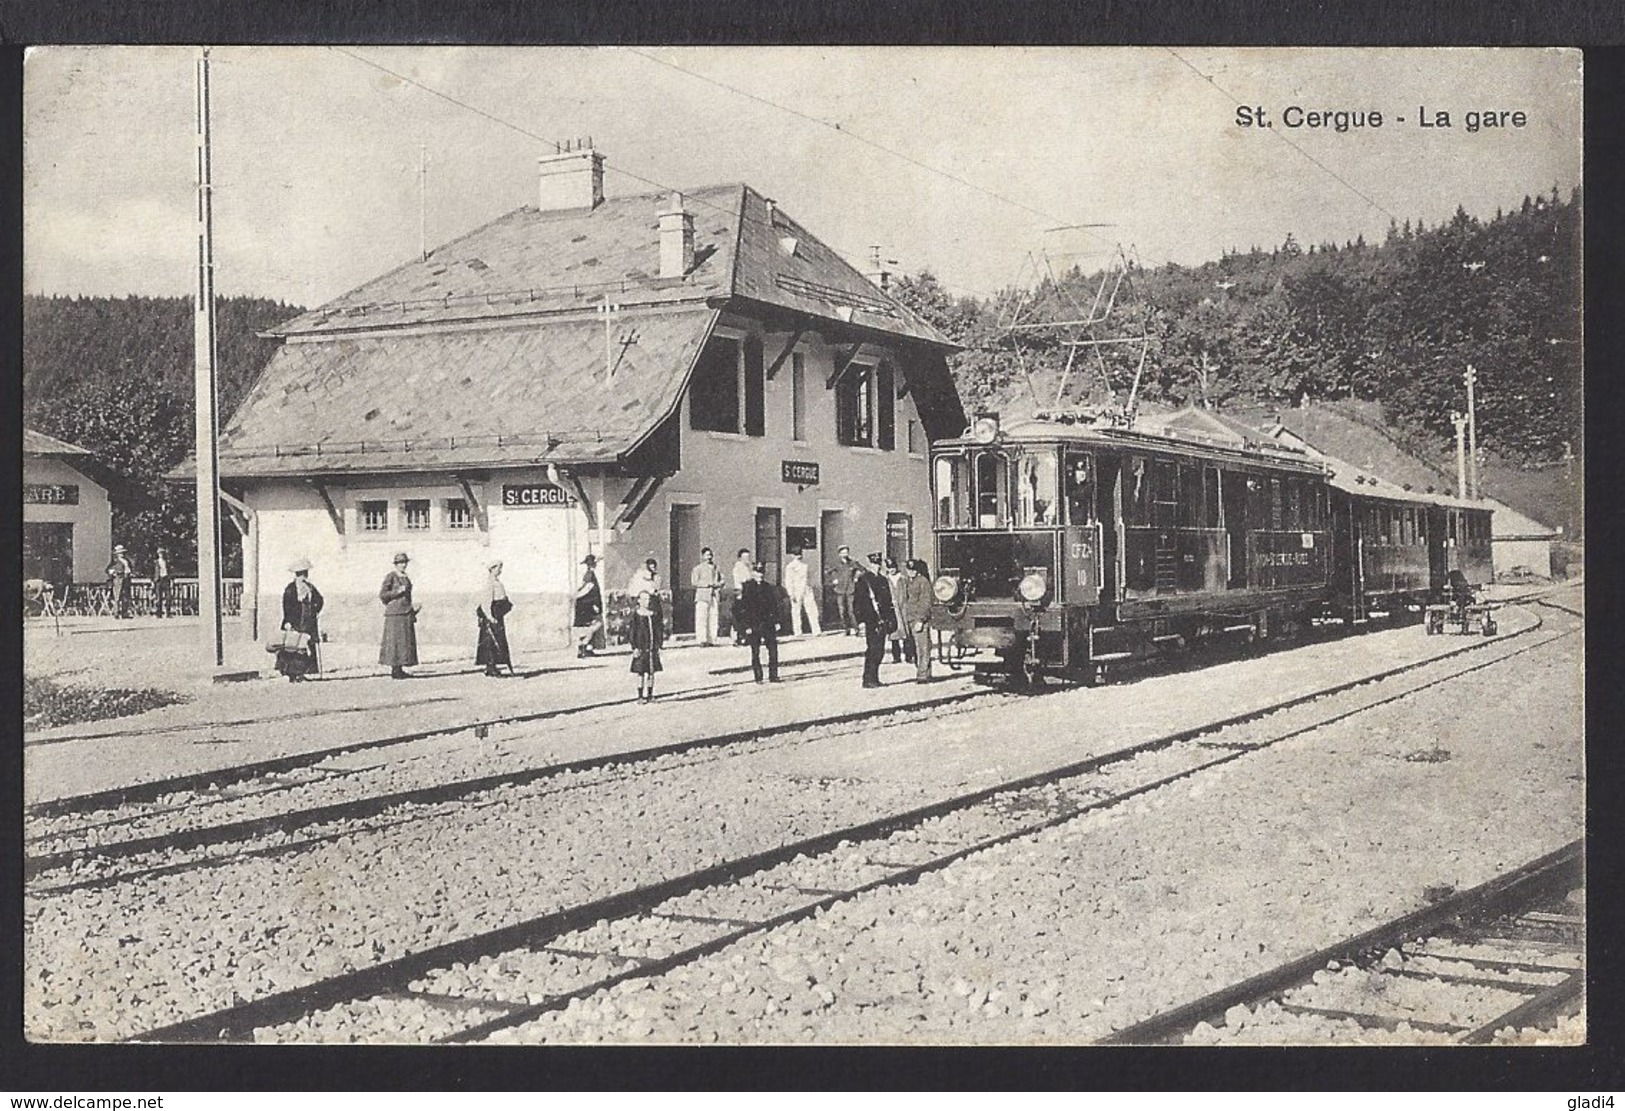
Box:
[927,408,1495,684]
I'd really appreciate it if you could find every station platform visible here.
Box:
[22,624,939,809]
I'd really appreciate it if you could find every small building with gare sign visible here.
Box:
[24,428,115,587]
[181,147,965,651]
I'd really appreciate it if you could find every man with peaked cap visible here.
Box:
[852,551,897,688]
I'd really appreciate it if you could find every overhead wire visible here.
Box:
[1162,48,1400,225]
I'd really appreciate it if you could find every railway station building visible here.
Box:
[24,428,115,586]
[202,148,964,650]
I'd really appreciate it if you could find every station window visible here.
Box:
[791,353,807,441]
[935,454,972,528]
[360,500,388,533]
[690,335,743,434]
[907,419,921,455]
[836,364,874,447]
[445,499,474,530]
[404,499,431,531]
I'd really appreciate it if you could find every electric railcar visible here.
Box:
[927,410,1494,684]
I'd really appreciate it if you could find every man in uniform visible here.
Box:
[736,562,782,684]
[853,551,897,688]
[900,558,935,683]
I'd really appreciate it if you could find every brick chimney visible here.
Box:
[537,141,604,212]
[658,191,695,279]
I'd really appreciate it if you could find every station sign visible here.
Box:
[24,483,80,505]
[781,460,820,486]
[502,483,575,508]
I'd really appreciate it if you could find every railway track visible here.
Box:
[25,683,994,893]
[28,596,1565,895]
[128,602,1579,1043]
[1098,840,1584,1045]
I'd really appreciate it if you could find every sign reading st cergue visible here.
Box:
[502,483,575,508]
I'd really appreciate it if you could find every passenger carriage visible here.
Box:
[928,410,1334,684]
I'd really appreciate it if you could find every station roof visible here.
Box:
[193,183,962,480]
[24,428,94,458]
[270,183,951,348]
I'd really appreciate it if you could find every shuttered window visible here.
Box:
[876,363,895,451]
[743,334,765,437]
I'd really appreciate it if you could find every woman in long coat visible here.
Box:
[476,560,514,676]
[379,551,419,679]
[277,559,324,681]
[629,590,664,703]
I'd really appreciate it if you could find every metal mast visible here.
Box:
[194,48,224,665]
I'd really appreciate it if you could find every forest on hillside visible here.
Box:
[22,188,1583,575]
[23,295,304,574]
[890,187,1582,467]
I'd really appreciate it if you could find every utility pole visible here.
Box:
[1451,412,1468,500]
[194,47,224,666]
[419,143,428,261]
[1464,364,1480,500]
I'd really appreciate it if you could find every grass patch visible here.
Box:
[23,675,190,730]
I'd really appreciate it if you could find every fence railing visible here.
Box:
[30,578,244,618]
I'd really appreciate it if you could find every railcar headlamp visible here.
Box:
[971,413,1001,444]
[933,575,960,602]
[1018,572,1048,603]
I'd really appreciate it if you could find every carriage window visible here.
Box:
[1286,482,1303,530]
[1124,456,1151,526]
[1151,460,1179,528]
[975,450,1010,528]
[1204,467,1222,528]
[934,454,972,529]
[1064,453,1095,525]
[1012,450,1058,527]
[1177,464,1203,528]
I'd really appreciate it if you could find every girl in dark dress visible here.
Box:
[277,559,324,681]
[628,590,664,702]
[476,560,514,676]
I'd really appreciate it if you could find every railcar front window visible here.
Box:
[934,454,972,528]
[1013,450,1058,527]
[1065,453,1095,525]
[975,450,1010,529]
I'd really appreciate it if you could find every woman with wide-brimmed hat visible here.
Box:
[277,557,324,682]
[475,558,514,677]
[379,551,420,679]
[573,553,603,657]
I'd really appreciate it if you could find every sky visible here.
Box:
[23,46,1583,309]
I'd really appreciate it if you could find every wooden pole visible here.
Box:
[194,48,224,666]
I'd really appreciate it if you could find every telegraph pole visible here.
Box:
[194,48,224,666]
[419,143,428,261]
[1464,364,1481,500]
[1451,412,1469,500]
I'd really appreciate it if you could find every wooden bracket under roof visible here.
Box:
[619,473,668,531]
[564,471,597,529]
[764,328,803,381]
[826,343,879,389]
[309,481,346,546]
[455,475,492,544]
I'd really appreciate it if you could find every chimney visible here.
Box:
[864,245,892,291]
[537,140,604,212]
[658,191,695,279]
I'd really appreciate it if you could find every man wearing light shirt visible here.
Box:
[783,548,821,637]
[689,547,724,646]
